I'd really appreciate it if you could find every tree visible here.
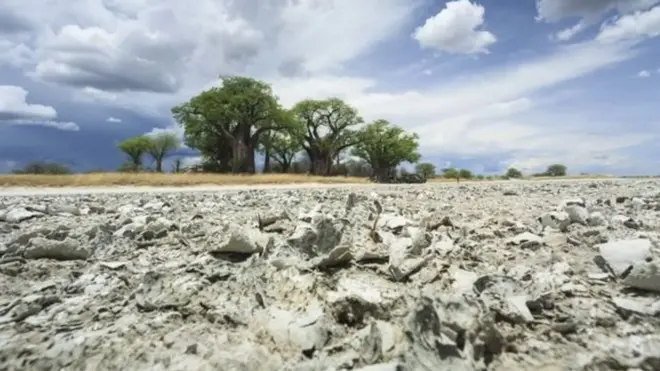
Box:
[117,136,151,171]
[146,132,180,172]
[12,161,72,175]
[269,132,302,173]
[505,167,523,179]
[291,98,363,175]
[351,119,420,181]
[415,162,436,179]
[172,76,286,173]
[546,164,567,177]
[459,168,473,179]
[442,168,459,179]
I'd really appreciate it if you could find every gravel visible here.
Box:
[1,179,659,370]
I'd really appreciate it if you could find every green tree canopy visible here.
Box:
[459,169,473,179]
[146,132,180,172]
[117,136,151,170]
[172,76,286,173]
[545,164,567,177]
[291,98,363,175]
[505,167,523,178]
[415,162,436,179]
[351,119,420,181]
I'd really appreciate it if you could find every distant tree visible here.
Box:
[459,168,473,179]
[12,161,72,175]
[505,167,523,179]
[545,164,567,177]
[292,98,364,175]
[117,136,151,171]
[269,132,302,173]
[352,119,420,182]
[146,132,180,172]
[415,162,436,180]
[442,168,459,179]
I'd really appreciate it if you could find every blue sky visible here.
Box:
[1,0,659,175]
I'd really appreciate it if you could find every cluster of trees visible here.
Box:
[7,75,574,180]
[165,76,422,180]
[116,132,180,172]
[111,76,573,181]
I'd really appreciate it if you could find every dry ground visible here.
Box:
[0,172,618,187]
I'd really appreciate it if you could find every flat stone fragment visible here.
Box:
[596,239,652,276]
[622,262,660,293]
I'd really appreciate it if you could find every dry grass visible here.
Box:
[0,172,618,188]
[0,172,369,187]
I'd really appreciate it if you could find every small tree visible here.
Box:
[546,164,567,177]
[459,168,473,179]
[146,132,180,172]
[415,162,436,180]
[505,167,523,179]
[442,168,458,179]
[12,161,72,175]
[117,136,151,171]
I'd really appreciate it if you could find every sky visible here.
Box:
[1,0,659,175]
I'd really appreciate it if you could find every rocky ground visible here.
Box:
[0,180,659,371]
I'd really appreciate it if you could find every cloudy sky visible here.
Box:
[1,0,659,175]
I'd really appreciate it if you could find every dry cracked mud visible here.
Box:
[1,180,660,371]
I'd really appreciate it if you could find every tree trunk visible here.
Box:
[311,152,332,175]
[281,160,291,173]
[372,167,392,183]
[155,157,163,172]
[263,149,271,173]
[232,136,249,173]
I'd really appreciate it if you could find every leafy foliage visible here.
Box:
[505,167,523,178]
[146,132,180,172]
[545,163,567,177]
[117,136,152,170]
[291,98,363,175]
[12,161,72,175]
[415,162,436,179]
[352,119,420,181]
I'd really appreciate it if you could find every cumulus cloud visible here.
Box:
[0,85,79,131]
[412,0,496,54]
[597,6,660,44]
[4,0,417,95]
[0,85,56,120]
[106,117,122,123]
[537,0,660,41]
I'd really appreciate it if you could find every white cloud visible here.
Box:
[537,0,660,41]
[597,6,660,44]
[106,116,122,123]
[4,0,417,95]
[638,70,652,78]
[412,0,496,54]
[6,119,80,131]
[0,85,79,131]
[0,85,56,120]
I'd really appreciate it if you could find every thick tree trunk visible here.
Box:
[231,137,249,173]
[372,167,392,183]
[281,160,291,173]
[311,152,332,175]
[155,157,163,172]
